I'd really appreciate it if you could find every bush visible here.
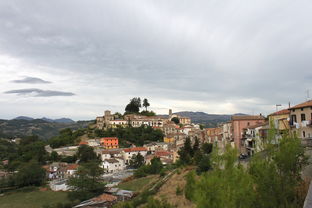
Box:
[176,186,183,195]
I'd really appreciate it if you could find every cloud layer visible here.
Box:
[12,76,51,84]
[0,0,311,119]
[5,88,75,97]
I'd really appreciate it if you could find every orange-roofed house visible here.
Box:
[100,137,119,149]
[289,100,312,139]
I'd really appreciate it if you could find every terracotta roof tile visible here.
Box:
[101,137,119,140]
[231,115,265,121]
[289,100,312,110]
[269,109,290,116]
[66,164,79,170]
[124,147,147,152]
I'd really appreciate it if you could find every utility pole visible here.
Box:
[307,89,310,101]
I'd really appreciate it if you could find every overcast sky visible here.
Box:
[0,0,311,120]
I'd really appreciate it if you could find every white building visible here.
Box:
[102,158,125,173]
[144,142,168,153]
[122,147,148,165]
[100,149,123,161]
[87,139,100,147]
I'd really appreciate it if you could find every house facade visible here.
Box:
[289,100,312,139]
[100,137,119,149]
[231,115,266,152]
[102,158,125,173]
[268,109,290,133]
[122,147,148,164]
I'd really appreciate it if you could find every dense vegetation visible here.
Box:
[48,128,85,148]
[178,137,213,174]
[134,157,164,178]
[0,119,91,140]
[94,126,164,147]
[185,133,308,208]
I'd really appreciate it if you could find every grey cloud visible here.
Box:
[0,0,312,117]
[12,76,51,84]
[5,88,75,97]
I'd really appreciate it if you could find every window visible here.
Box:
[301,108,304,111]
[301,114,306,121]
[247,122,250,126]
[303,131,306,138]
[291,115,297,123]
[292,109,295,112]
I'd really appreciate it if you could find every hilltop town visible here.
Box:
[1,98,312,208]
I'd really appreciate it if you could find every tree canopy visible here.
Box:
[143,98,150,111]
[125,97,142,114]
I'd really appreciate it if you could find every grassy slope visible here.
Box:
[0,190,69,208]
[117,175,159,192]
[155,168,196,208]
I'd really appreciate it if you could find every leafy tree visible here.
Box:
[13,161,46,187]
[178,137,194,165]
[49,128,84,148]
[129,153,145,169]
[125,97,141,114]
[196,154,211,174]
[193,150,203,165]
[171,117,179,124]
[186,132,309,208]
[68,161,104,201]
[193,137,200,154]
[77,145,98,163]
[201,143,213,154]
[18,137,48,164]
[61,155,77,163]
[50,151,60,162]
[142,98,150,111]
[140,111,156,116]
[149,157,163,174]
[94,126,164,147]
[134,157,163,177]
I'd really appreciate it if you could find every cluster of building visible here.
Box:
[205,100,312,156]
[43,100,312,198]
[96,109,191,129]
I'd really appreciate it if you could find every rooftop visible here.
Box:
[289,100,312,110]
[231,115,265,121]
[101,137,119,140]
[123,147,147,152]
[269,109,290,116]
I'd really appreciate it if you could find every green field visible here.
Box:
[117,175,159,192]
[0,189,70,208]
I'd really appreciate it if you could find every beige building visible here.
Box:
[268,109,290,132]
[96,110,115,129]
[289,100,312,139]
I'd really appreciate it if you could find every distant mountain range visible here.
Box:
[175,111,246,127]
[0,118,92,140]
[14,116,75,124]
